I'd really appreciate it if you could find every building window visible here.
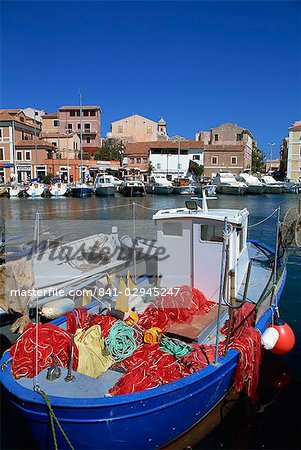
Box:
[52,141,57,147]
[77,123,81,130]
[86,137,91,144]
[157,163,161,169]
[25,151,31,161]
[70,111,75,117]
[67,123,73,132]
[0,148,4,160]
[0,129,2,138]
[211,156,218,165]
[299,146,301,158]
[193,155,200,160]
[147,126,152,134]
[16,151,22,161]
[136,157,141,163]
[84,123,91,131]
[214,134,219,141]
[76,111,80,116]
[90,111,96,116]
[130,158,135,164]
[54,120,59,127]
[118,126,123,133]
[231,156,237,165]
[143,157,148,163]
[84,111,89,117]
[236,134,242,141]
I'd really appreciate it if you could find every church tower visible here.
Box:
[157,117,168,140]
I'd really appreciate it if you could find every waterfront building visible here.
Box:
[58,105,102,157]
[22,107,45,124]
[196,122,253,177]
[108,114,168,143]
[0,110,54,183]
[264,159,280,174]
[287,120,301,182]
[124,140,204,180]
[41,113,80,159]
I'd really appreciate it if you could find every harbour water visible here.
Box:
[1,193,300,449]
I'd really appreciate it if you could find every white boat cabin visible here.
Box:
[154,201,249,303]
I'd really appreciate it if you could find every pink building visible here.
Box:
[58,105,102,156]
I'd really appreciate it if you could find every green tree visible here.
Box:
[43,173,54,184]
[94,151,102,161]
[98,138,123,161]
[148,161,153,175]
[252,146,264,172]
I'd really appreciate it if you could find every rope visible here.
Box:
[37,389,74,450]
[105,320,137,362]
[159,337,192,358]
[248,208,278,229]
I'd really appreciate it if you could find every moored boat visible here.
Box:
[261,175,285,194]
[146,175,173,194]
[25,180,44,197]
[7,185,20,197]
[213,172,246,195]
[119,176,146,196]
[94,174,115,196]
[48,178,68,197]
[0,192,296,449]
[172,177,195,194]
[236,173,264,194]
[0,186,8,197]
[71,183,92,198]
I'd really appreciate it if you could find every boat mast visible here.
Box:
[79,92,83,184]
[177,139,180,178]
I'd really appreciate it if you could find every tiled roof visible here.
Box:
[124,140,204,156]
[59,106,100,110]
[0,112,37,128]
[15,139,55,148]
[41,113,58,118]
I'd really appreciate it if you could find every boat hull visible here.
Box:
[71,187,92,198]
[147,185,173,194]
[216,185,246,195]
[7,186,20,197]
[95,186,115,196]
[245,185,265,195]
[120,186,145,196]
[263,186,284,194]
[173,186,195,195]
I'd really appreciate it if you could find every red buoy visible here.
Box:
[269,319,295,355]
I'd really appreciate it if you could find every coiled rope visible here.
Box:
[159,337,192,358]
[105,320,137,362]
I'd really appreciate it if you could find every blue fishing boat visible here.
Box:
[0,193,297,450]
[71,183,92,198]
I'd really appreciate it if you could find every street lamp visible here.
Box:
[268,142,275,173]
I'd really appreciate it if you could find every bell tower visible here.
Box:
[158,117,167,139]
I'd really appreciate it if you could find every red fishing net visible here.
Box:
[10,323,78,379]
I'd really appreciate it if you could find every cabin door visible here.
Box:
[192,222,223,303]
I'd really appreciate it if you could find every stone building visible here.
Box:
[287,120,301,182]
[108,114,168,143]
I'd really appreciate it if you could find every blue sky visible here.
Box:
[1,1,300,158]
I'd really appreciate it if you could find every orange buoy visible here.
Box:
[269,319,295,355]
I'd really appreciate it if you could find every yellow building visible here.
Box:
[287,120,301,182]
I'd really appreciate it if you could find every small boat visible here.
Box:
[94,174,115,196]
[146,175,173,194]
[193,183,217,196]
[119,176,146,196]
[261,175,284,194]
[71,183,92,198]
[48,178,68,197]
[0,191,295,449]
[25,179,44,197]
[7,185,20,197]
[172,178,195,195]
[213,172,247,195]
[236,173,264,194]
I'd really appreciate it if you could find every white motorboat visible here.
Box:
[119,176,146,196]
[172,178,195,195]
[147,175,173,194]
[261,175,284,194]
[7,185,20,197]
[94,174,115,196]
[213,172,247,195]
[25,180,44,197]
[48,178,68,197]
[236,173,264,194]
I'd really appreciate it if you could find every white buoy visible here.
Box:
[41,298,75,319]
[261,327,280,350]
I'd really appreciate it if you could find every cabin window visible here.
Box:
[200,223,224,242]
[237,227,245,253]
[163,222,183,237]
